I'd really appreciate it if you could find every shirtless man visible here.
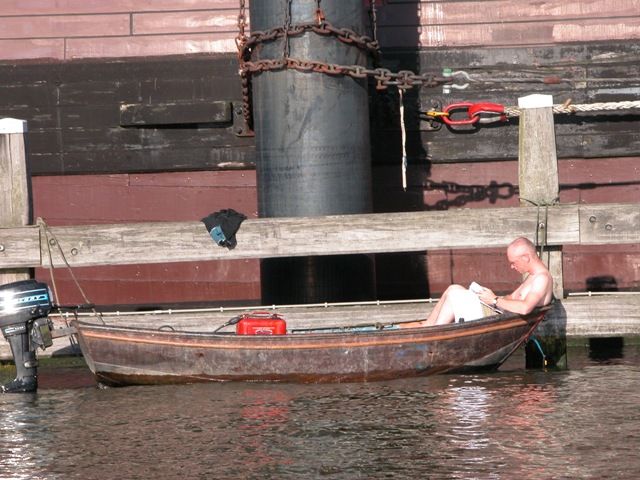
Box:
[401,237,553,328]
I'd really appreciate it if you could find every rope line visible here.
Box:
[505,100,640,117]
[519,198,560,265]
[399,89,408,191]
[37,218,105,326]
[528,336,548,368]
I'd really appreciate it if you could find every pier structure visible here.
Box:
[1,1,640,363]
[1,102,639,360]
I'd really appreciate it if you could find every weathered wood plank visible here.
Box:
[381,1,640,27]
[379,18,640,48]
[5,204,638,270]
[0,123,32,283]
[119,100,232,126]
[517,94,564,299]
[0,14,130,39]
[132,10,238,35]
[52,146,255,174]
[0,39,65,61]
[65,33,236,59]
[33,206,579,268]
[0,226,41,269]
[1,43,638,174]
[540,294,640,337]
[516,94,566,366]
[373,41,640,164]
[579,204,640,245]
[518,96,559,205]
[0,1,240,16]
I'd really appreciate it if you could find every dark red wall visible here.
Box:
[33,171,261,306]
[31,157,640,307]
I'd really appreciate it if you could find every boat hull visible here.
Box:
[72,308,547,386]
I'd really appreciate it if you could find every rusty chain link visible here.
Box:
[237,0,252,131]
[241,59,448,89]
[235,0,452,132]
[240,22,381,61]
[236,0,247,56]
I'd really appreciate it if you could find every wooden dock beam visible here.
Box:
[0,118,31,286]
[0,116,638,362]
[517,94,566,369]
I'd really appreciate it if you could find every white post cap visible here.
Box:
[0,118,28,134]
[518,94,553,109]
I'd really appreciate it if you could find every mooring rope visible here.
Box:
[519,198,559,263]
[527,336,548,368]
[504,100,640,118]
[37,218,106,326]
[426,99,640,127]
[399,89,408,191]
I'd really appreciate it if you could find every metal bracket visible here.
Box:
[233,103,255,137]
[419,99,443,131]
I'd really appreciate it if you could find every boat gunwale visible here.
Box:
[71,306,549,350]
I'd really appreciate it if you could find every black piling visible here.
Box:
[250,0,376,304]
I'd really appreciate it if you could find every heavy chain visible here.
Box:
[240,22,381,61]
[236,0,252,130]
[236,0,247,55]
[241,58,449,91]
[235,1,452,132]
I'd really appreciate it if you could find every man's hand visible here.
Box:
[478,287,497,305]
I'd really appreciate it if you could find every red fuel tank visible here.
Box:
[236,312,287,335]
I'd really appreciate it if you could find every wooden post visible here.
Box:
[0,118,31,286]
[517,95,567,369]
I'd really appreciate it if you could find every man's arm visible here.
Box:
[498,274,551,314]
[479,274,551,315]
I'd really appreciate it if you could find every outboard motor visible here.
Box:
[0,280,53,393]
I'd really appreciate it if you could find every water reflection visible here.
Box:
[0,346,638,479]
[237,389,293,476]
[448,383,491,451]
[0,394,58,480]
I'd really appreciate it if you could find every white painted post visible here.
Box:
[517,95,566,368]
[0,118,31,286]
[518,94,563,299]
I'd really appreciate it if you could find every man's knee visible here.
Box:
[443,284,466,297]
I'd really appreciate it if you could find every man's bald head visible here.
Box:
[508,237,536,256]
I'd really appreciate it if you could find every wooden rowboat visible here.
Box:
[71,305,549,386]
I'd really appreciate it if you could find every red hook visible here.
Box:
[468,102,507,124]
[441,102,507,127]
[441,103,479,126]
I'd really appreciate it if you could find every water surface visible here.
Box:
[1,343,638,479]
